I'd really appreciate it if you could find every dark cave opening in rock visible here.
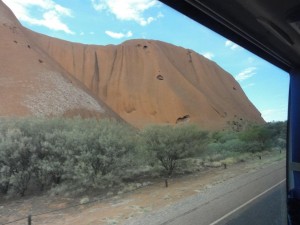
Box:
[156,75,164,80]
[176,115,190,124]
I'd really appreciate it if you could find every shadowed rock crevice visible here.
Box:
[91,51,100,94]
[176,115,190,124]
[156,75,164,80]
[211,106,227,118]
[103,48,118,98]
[187,50,193,62]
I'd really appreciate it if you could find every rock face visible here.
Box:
[0,0,119,120]
[0,0,264,129]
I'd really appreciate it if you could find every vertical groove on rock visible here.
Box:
[103,48,117,98]
[72,45,76,77]
[117,45,125,96]
[118,45,128,113]
[91,51,100,94]
[157,42,182,73]
[188,51,200,84]
[82,45,87,82]
[47,38,50,52]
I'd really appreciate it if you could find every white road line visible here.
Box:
[209,179,286,225]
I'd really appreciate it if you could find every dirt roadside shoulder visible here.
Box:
[1,153,285,225]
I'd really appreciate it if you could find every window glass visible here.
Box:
[0,1,288,225]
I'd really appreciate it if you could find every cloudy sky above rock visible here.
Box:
[3,0,289,121]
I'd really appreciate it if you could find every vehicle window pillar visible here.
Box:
[287,68,300,225]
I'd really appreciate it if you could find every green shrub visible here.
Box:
[62,119,136,191]
[0,128,35,196]
[239,124,271,151]
[0,117,137,196]
[141,124,208,177]
[0,117,286,197]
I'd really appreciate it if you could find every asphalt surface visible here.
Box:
[222,183,287,225]
[124,161,286,225]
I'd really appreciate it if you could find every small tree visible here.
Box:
[0,128,34,196]
[239,124,271,151]
[64,119,136,190]
[142,124,207,177]
[41,130,69,186]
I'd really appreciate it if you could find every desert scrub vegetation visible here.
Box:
[141,124,208,177]
[0,117,137,196]
[203,121,286,166]
[0,118,286,197]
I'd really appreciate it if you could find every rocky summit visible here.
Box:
[0,0,264,130]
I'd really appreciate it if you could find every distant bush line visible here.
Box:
[0,117,286,197]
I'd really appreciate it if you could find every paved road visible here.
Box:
[222,183,286,225]
[125,161,286,225]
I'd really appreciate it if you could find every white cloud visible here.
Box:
[90,31,95,35]
[157,12,164,18]
[126,31,133,37]
[54,4,72,17]
[91,0,162,26]
[242,82,255,89]
[91,0,107,10]
[225,40,232,47]
[105,30,133,39]
[235,67,257,81]
[202,52,214,60]
[3,0,74,34]
[225,39,240,50]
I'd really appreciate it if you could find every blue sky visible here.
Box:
[3,0,290,122]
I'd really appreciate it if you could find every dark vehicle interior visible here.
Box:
[160,0,300,224]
